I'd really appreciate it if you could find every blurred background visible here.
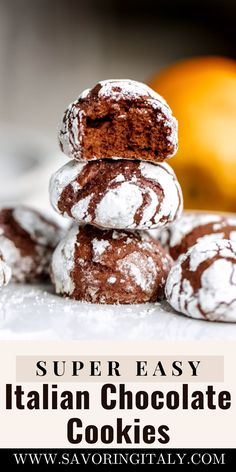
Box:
[0,0,236,212]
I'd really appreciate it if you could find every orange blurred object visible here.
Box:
[148,56,236,211]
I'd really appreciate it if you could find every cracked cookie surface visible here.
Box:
[50,159,183,230]
[165,239,236,322]
[51,225,173,304]
[157,212,236,260]
[0,206,62,282]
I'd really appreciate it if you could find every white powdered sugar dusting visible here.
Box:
[0,253,11,288]
[139,188,159,228]
[95,182,143,229]
[117,251,157,293]
[59,103,85,159]
[188,242,218,272]
[51,159,182,230]
[163,213,222,249]
[230,231,236,240]
[198,259,236,316]
[97,79,168,106]
[107,276,117,284]
[13,206,60,247]
[0,232,34,283]
[92,239,110,262]
[111,231,128,240]
[125,237,134,244]
[71,195,93,222]
[166,239,236,322]
[51,225,79,295]
[50,226,168,303]
[213,223,225,231]
[158,212,236,256]
[50,160,86,212]
[140,162,183,225]
[112,174,125,183]
[71,181,81,192]
[59,160,181,230]
[224,217,236,226]
[80,87,90,99]
[196,232,224,245]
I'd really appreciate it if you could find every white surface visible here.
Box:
[0,283,236,341]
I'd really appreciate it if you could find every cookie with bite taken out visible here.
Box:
[59,79,178,163]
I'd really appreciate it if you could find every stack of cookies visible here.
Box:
[50,79,183,304]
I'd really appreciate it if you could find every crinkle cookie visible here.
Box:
[50,159,183,230]
[156,212,236,260]
[0,206,61,282]
[165,239,236,322]
[51,225,173,304]
[0,251,11,288]
[59,79,178,163]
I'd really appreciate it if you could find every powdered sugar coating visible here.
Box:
[91,238,110,262]
[51,225,79,295]
[0,232,33,282]
[166,239,236,322]
[0,251,11,288]
[71,195,93,222]
[165,213,221,248]
[13,206,60,247]
[51,225,173,304]
[97,79,169,105]
[59,103,85,158]
[50,159,183,230]
[139,188,159,227]
[49,160,86,218]
[139,162,183,225]
[117,251,158,292]
[0,207,61,283]
[59,79,178,161]
[107,276,116,284]
[95,182,143,228]
[156,212,236,260]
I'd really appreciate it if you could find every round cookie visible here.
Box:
[50,159,183,230]
[165,239,236,322]
[51,225,173,304]
[0,206,62,282]
[156,212,236,260]
[0,251,11,288]
[59,79,178,163]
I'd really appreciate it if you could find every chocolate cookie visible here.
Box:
[51,225,173,304]
[156,212,236,260]
[50,159,183,230]
[59,79,178,163]
[0,251,11,288]
[0,206,62,282]
[165,239,236,322]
